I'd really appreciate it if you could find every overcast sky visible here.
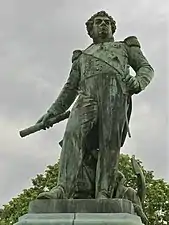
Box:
[0,0,168,207]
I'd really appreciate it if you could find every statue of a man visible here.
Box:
[36,11,154,199]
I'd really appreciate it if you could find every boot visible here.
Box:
[37,185,65,199]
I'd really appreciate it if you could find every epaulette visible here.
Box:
[124,36,141,48]
[72,50,82,63]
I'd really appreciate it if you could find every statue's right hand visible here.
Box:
[36,112,54,129]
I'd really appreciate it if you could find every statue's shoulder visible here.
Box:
[123,36,141,48]
[72,50,83,63]
[72,44,94,62]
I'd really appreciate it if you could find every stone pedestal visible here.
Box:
[14,199,143,225]
[15,213,142,225]
[29,199,135,214]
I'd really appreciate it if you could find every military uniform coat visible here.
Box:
[48,36,154,198]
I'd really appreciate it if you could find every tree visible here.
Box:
[1,154,169,224]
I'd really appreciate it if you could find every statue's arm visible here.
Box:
[47,51,81,115]
[124,36,154,94]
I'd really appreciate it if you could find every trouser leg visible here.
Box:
[57,103,98,198]
[95,100,126,198]
[73,149,98,199]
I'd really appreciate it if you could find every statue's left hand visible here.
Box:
[123,74,140,93]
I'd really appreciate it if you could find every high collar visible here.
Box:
[92,36,115,44]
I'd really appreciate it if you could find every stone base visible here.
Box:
[14,199,144,225]
[15,213,142,225]
[28,198,135,214]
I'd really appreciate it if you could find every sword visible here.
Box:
[131,155,146,205]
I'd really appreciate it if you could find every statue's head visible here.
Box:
[85,11,116,43]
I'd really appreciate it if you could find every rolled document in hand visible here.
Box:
[19,111,70,138]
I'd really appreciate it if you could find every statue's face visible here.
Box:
[92,16,112,40]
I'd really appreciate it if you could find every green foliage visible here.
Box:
[1,154,169,225]
[0,163,59,224]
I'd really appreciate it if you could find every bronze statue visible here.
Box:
[21,11,154,201]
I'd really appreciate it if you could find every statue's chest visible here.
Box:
[80,42,128,76]
[85,42,125,56]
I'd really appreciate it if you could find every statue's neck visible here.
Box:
[93,36,115,44]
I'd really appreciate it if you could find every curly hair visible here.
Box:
[85,11,116,38]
